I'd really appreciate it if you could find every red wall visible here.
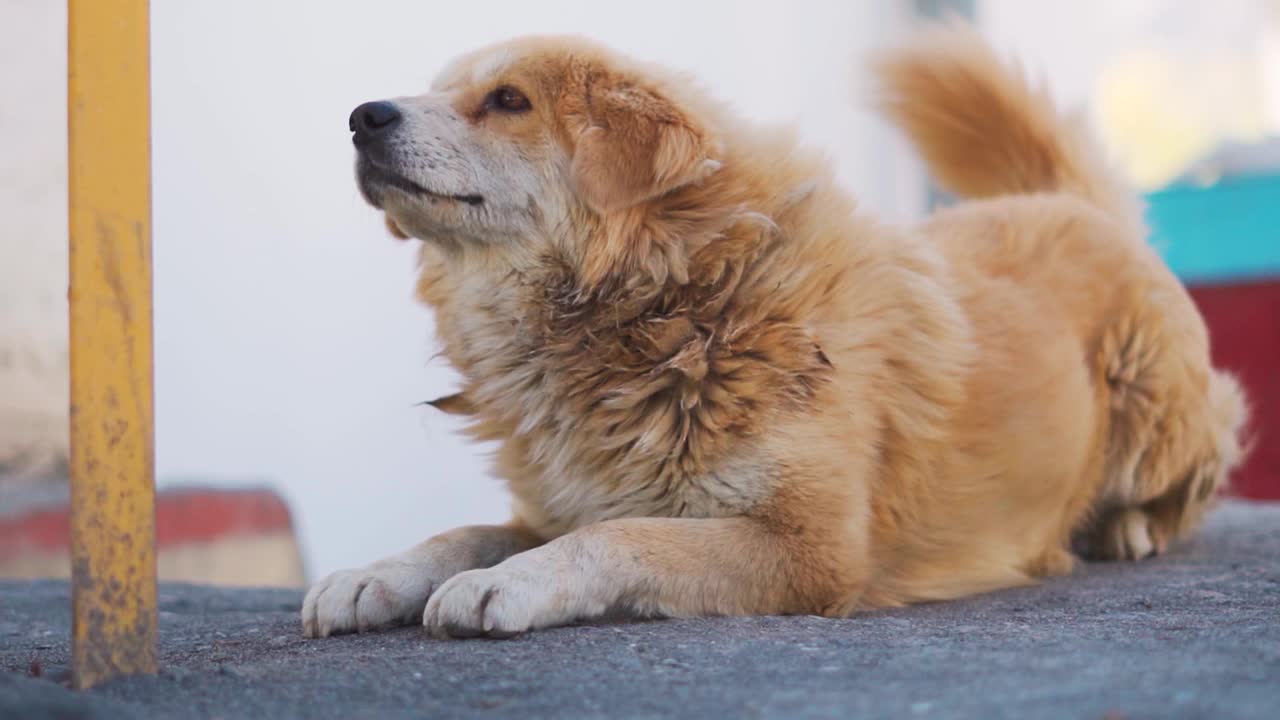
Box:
[1189,279,1280,500]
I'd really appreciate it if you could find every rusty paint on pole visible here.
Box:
[67,0,158,689]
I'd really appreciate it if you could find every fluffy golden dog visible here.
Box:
[302,25,1247,639]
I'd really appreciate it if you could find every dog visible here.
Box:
[302,25,1247,639]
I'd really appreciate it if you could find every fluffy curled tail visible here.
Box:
[872,24,1143,232]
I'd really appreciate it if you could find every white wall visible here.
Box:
[0,0,68,484]
[977,0,1279,187]
[979,0,1277,106]
[3,0,923,580]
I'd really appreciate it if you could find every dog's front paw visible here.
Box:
[302,563,438,638]
[1086,507,1168,561]
[422,566,573,639]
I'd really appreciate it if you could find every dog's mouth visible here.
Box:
[357,159,484,208]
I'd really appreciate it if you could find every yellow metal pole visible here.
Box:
[67,0,158,689]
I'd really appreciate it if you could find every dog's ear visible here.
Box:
[563,72,721,214]
[384,214,409,240]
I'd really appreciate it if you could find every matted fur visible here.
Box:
[303,26,1247,639]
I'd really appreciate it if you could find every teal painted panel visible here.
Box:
[1145,173,1280,284]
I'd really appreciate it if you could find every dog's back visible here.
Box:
[873,26,1248,571]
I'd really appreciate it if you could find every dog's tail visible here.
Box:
[872,25,1142,231]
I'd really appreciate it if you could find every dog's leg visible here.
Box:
[422,515,867,638]
[1081,311,1248,562]
[1084,451,1233,562]
[302,522,543,637]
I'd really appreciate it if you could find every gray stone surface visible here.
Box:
[2,501,1279,720]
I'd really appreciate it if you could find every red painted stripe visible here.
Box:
[0,508,67,561]
[0,489,295,563]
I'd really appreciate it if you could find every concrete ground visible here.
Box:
[2,501,1278,720]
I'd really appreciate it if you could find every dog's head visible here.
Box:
[349,36,724,275]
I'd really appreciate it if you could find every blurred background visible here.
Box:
[2,0,1278,589]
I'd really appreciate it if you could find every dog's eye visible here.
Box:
[487,86,531,113]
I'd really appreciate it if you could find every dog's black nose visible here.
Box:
[349,101,402,142]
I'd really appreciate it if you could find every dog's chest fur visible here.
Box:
[417,241,834,535]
